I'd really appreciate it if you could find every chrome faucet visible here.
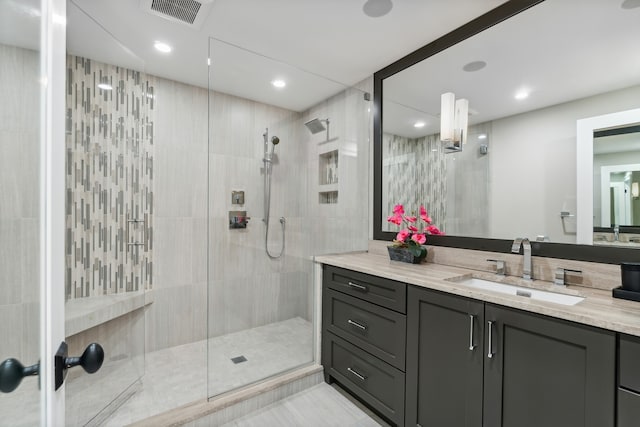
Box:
[511,237,532,280]
[614,225,620,242]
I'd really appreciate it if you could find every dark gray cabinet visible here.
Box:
[406,287,616,427]
[618,334,640,427]
[484,303,615,427]
[405,286,484,427]
[322,265,407,426]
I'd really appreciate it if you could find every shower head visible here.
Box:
[271,136,280,145]
[304,118,327,135]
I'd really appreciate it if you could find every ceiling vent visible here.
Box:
[141,0,214,29]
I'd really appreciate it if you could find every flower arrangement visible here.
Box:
[387,204,443,259]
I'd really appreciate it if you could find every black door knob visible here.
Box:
[55,342,105,390]
[0,358,39,393]
[65,342,104,374]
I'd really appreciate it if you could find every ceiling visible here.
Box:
[1,0,508,112]
[383,0,640,139]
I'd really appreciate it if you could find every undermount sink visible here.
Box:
[451,277,585,306]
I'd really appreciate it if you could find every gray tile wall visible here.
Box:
[0,44,41,368]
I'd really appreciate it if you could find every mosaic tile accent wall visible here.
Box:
[382,132,447,232]
[65,55,154,299]
[382,123,492,237]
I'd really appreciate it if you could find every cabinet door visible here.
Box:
[483,304,615,427]
[406,287,484,427]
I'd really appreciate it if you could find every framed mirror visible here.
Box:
[373,0,640,263]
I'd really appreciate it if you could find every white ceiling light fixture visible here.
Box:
[363,0,393,18]
[414,121,426,128]
[440,92,469,150]
[154,41,172,53]
[514,89,530,100]
[271,79,286,89]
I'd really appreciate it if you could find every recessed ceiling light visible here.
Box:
[271,79,286,88]
[97,83,112,90]
[463,61,487,72]
[363,0,393,18]
[478,134,487,140]
[515,90,530,100]
[414,121,426,128]
[154,41,172,53]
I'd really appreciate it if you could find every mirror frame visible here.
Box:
[372,0,640,264]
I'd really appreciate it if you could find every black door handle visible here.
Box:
[1,342,104,393]
[55,342,104,390]
[0,358,40,393]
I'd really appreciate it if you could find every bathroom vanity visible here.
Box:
[318,243,640,427]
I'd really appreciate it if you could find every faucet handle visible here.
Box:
[487,259,506,276]
[554,268,582,286]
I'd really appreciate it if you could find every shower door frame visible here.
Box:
[41,0,67,424]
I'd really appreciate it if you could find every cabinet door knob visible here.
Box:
[487,321,495,359]
[468,314,476,351]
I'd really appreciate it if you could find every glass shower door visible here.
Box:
[0,0,44,424]
[63,1,149,424]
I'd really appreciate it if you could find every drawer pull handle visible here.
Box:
[487,320,494,359]
[347,367,367,381]
[347,281,368,292]
[468,314,476,351]
[347,319,367,331]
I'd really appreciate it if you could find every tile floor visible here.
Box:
[104,317,313,426]
[0,318,313,426]
[220,383,388,427]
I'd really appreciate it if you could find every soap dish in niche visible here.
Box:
[612,287,640,303]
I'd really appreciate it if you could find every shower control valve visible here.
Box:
[229,211,249,229]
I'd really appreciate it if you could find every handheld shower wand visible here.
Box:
[262,128,285,259]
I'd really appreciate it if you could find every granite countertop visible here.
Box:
[315,251,640,337]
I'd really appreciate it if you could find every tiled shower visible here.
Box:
[0,25,371,427]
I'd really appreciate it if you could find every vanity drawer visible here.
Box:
[323,288,406,370]
[618,387,640,427]
[323,265,406,313]
[323,332,405,426]
[619,334,640,392]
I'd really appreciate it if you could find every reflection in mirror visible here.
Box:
[380,0,640,248]
[593,127,640,228]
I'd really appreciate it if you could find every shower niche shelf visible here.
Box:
[319,190,338,204]
[319,149,339,185]
[319,149,339,204]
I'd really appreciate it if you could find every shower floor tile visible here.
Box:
[104,317,312,426]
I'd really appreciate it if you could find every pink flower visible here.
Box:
[411,233,426,245]
[405,216,417,223]
[426,225,443,235]
[396,229,410,242]
[393,204,405,215]
[408,225,418,232]
[387,214,402,225]
[419,205,432,223]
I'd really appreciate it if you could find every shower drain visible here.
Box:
[231,355,247,364]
